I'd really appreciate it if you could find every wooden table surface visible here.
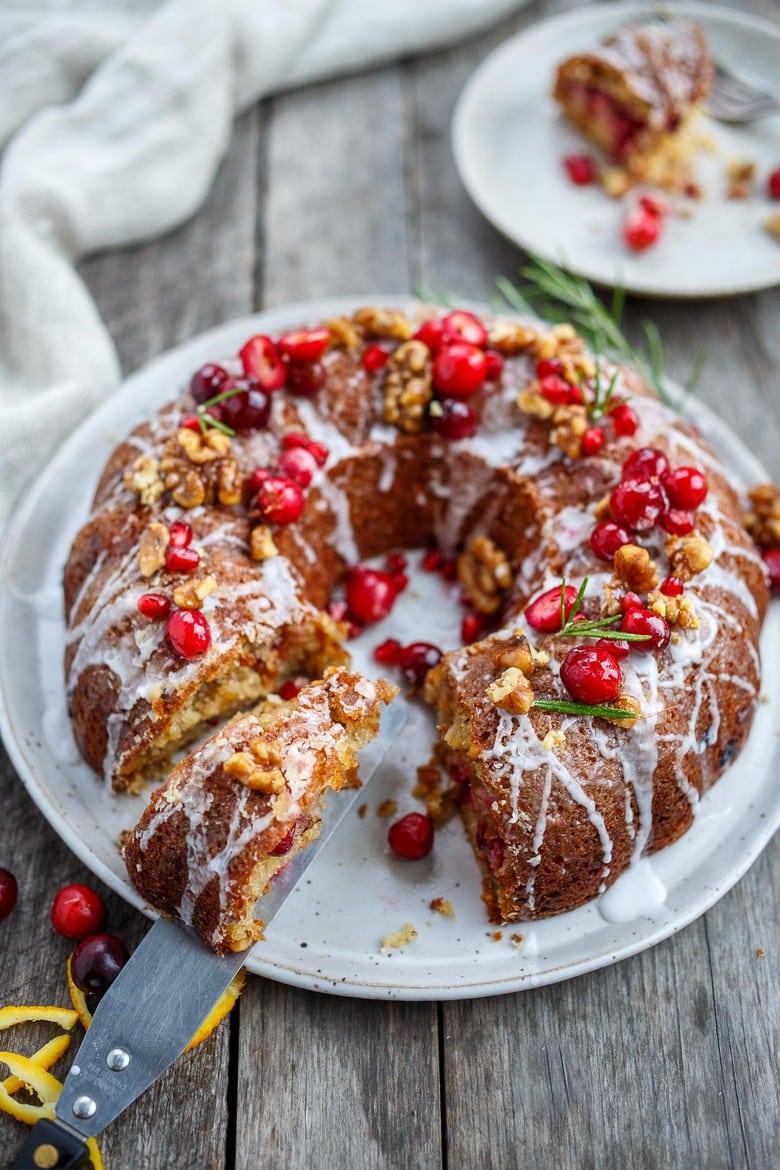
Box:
[1,1,778,1166]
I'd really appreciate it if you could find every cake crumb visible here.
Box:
[116,828,132,851]
[377,799,397,819]
[357,803,368,819]
[491,931,504,942]
[511,933,524,948]
[542,729,566,752]
[726,158,755,200]
[381,923,418,950]
[765,212,780,243]
[756,947,765,959]
[429,897,455,920]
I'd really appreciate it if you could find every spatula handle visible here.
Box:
[8,1118,91,1169]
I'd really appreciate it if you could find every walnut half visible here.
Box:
[457,535,513,615]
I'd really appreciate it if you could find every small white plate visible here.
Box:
[453,2,780,298]
[0,297,778,1000]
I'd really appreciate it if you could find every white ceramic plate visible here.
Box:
[452,2,780,298]
[1,297,778,1000]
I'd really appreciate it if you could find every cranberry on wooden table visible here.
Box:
[388,813,434,860]
[0,868,18,922]
[71,933,129,996]
[560,646,623,705]
[51,884,107,940]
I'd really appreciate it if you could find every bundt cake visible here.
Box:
[124,669,395,953]
[64,302,768,931]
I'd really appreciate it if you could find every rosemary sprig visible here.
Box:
[584,364,620,422]
[557,577,650,642]
[194,384,244,437]
[532,698,637,720]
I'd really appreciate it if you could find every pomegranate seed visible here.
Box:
[344,566,397,625]
[51,884,107,941]
[137,593,170,620]
[432,399,478,440]
[539,374,571,404]
[71,933,129,996]
[374,638,403,666]
[560,646,623,704]
[590,521,632,561]
[767,167,780,200]
[258,476,305,525]
[623,205,662,252]
[239,335,286,390]
[281,433,329,467]
[762,548,780,590]
[220,378,271,432]
[662,466,708,510]
[662,509,696,536]
[180,413,201,432]
[388,812,434,860]
[271,820,301,857]
[414,319,446,354]
[248,467,272,493]
[581,426,604,456]
[525,584,578,631]
[563,153,596,185]
[168,520,193,548]
[610,478,665,531]
[432,343,488,398]
[622,447,669,481]
[399,642,442,687]
[594,637,630,659]
[165,545,200,573]
[660,575,684,597]
[422,548,442,572]
[362,343,391,372]
[462,611,485,644]
[190,363,230,405]
[277,327,331,363]
[286,360,326,399]
[621,607,671,651]
[484,351,504,380]
[278,678,304,701]
[166,609,211,658]
[639,193,670,217]
[536,358,563,379]
[620,592,643,614]
[278,446,318,487]
[441,310,488,348]
[385,553,407,575]
[611,403,639,436]
[0,868,18,922]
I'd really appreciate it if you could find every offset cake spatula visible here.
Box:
[8,701,406,1170]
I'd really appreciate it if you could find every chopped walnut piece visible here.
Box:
[159,456,207,509]
[517,386,556,420]
[250,524,278,561]
[666,533,714,580]
[726,159,755,200]
[215,458,243,506]
[326,316,362,350]
[765,212,780,243]
[601,166,632,198]
[614,544,658,593]
[647,589,698,630]
[603,693,642,728]
[177,427,232,464]
[382,339,433,434]
[124,455,165,506]
[551,403,588,458]
[743,483,780,549]
[173,575,217,610]
[486,667,534,715]
[224,746,286,794]
[457,535,513,615]
[487,320,538,354]
[496,640,535,676]
[353,307,413,341]
[248,738,284,768]
[137,521,170,577]
[429,897,455,920]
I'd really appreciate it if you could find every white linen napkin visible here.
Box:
[0,0,526,531]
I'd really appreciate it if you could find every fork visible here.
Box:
[705,62,780,123]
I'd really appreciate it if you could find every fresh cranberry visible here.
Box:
[399,642,442,687]
[563,153,596,185]
[623,205,662,252]
[525,583,578,631]
[190,363,230,405]
[137,593,170,620]
[271,820,302,857]
[362,343,391,372]
[661,466,708,510]
[165,545,200,573]
[610,478,665,531]
[278,446,318,487]
[536,358,563,379]
[590,521,631,561]
[286,360,326,399]
[345,566,397,625]
[432,343,488,398]
[166,609,211,658]
[560,645,623,704]
[277,327,331,364]
[51,884,107,941]
[421,548,442,572]
[660,575,684,597]
[258,476,305,525]
[621,607,671,651]
[414,319,446,354]
[180,413,201,432]
[71,933,129,996]
[239,335,286,390]
[278,678,304,701]
[767,167,780,200]
[168,520,193,548]
[281,433,329,467]
[462,611,485,644]
[763,548,780,590]
[374,638,403,666]
[662,509,696,536]
[581,426,604,456]
[388,812,434,860]
[220,378,271,432]
[622,447,669,481]
[611,403,639,436]
[0,869,18,922]
[432,399,477,441]
[248,467,272,493]
[441,310,488,348]
[539,374,571,404]
[484,351,504,380]
[620,591,644,614]
[594,637,630,659]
